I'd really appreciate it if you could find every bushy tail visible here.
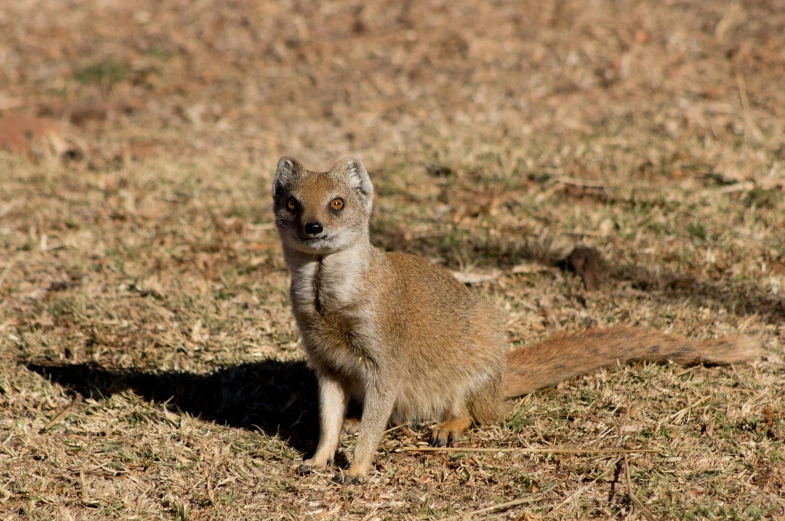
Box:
[503,326,761,398]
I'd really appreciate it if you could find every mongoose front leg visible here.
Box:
[335,381,398,484]
[300,373,348,472]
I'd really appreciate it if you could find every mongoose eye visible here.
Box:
[330,198,344,211]
[286,197,298,212]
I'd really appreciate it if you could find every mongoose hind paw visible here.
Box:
[342,417,361,435]
[430,417,472,447]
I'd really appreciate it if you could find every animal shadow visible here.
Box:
[27,359,320,454]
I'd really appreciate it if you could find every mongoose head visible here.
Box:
[272,156,374,255]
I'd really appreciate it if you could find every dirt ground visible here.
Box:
[1,0,784,519]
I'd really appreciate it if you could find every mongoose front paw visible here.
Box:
[296,463,313,475]
[297,457,333,474]
[332,471,364,485]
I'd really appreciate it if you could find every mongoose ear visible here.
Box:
[273,156,301,199]
[335,157,373,198]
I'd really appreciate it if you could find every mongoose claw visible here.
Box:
[296,463,314,475]
[332,471,364,485]
[429,431,450,447]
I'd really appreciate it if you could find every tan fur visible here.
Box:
[272,156,762,483]
[0,116,65,155]
[504,326,761,397]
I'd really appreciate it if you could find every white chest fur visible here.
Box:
[283,242,381,382]
[285,242,370,313]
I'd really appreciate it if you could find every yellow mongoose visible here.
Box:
[272,156,761,484]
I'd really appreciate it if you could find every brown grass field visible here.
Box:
[1,0,784,519]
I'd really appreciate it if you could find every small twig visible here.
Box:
[383,422,410,434]
[79,469,99,507]
[402,446,660,454]
[206,470,215,505]
[736,72,762,142]
[608,458,624,507]
[551,484,589,514]
[715,181,756,194]
[0,483,11,502]
[668,395,709,424]
[553,176,607,190]
[451,269,503,285]
[441,496,540,521]
[731,363,753,389]
[625,454,657,521]
[565,231,604,238]
[40,394,83,433]
[0,260,14,290]
[673,365,701,378]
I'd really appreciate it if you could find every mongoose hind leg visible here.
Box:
[430,417,473,447]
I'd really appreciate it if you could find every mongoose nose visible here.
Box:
[304,222,323,235]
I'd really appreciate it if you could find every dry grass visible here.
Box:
[1,0,784,519]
